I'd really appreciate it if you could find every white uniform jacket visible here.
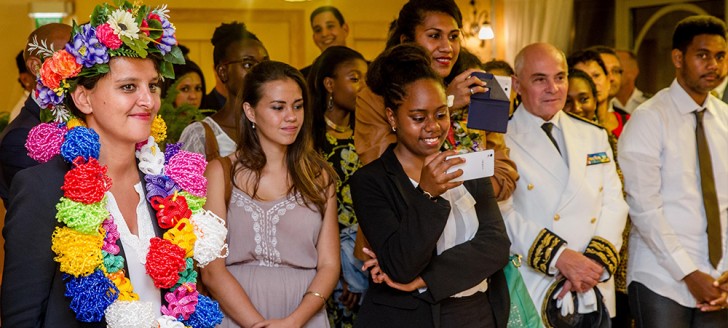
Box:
[501,106,629,317]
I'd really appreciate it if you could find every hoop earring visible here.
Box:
[391,126,397,132]
[327,94,334,112]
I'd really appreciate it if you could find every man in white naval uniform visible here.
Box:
[499,42,629,320]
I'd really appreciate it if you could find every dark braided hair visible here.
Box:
[367,43,442,111]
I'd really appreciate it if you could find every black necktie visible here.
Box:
[541,122,561,155]
[695,109,722,268]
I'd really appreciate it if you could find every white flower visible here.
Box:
[51,105,70,123]
[108,9,140,40]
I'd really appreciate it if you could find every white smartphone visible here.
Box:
[445,149,495,182]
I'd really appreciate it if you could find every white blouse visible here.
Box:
[105,182,161,313]
[410,179,489,297]
[178,117,237,158]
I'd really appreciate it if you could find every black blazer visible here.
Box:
[1,156,162,327]
[0,95,42,206]
[350,145,511,328]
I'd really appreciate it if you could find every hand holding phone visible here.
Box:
[445,150,495,182]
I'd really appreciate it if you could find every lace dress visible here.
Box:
[221,188,329,328]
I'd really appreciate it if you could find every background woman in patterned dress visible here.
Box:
[308,46,369,327]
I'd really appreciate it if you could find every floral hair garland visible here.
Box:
[32,0,184,122]
[24,1,228,327]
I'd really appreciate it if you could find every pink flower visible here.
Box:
[96,23,122,49]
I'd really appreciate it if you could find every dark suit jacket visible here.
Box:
[1,156,162,327]
[350,145,510,328]
[0,95,42,207]
[200,88,225,112]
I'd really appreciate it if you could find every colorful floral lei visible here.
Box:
[26,118,228,327]
[31,0,184,122]
[24,1,227,327]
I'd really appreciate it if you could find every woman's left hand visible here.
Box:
[446,68,489,109]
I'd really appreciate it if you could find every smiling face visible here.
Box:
[673,33,726,101]
[387,78,449,159]
[243,78,305,150]
[312,11,349,51]
[411,11,461,78]
[73,57,161,146]
[564,76,597,120]
[514,44,568,121]
[174,72,203,107]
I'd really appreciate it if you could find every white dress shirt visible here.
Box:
[106,182,162,313]
[613,88,650,114]
[712,75,728,101]
[619,79,728,307]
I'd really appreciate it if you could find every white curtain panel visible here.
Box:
[503,0,574,64]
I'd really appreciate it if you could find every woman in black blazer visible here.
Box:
[1,3,222,327]
[350,44,510,328]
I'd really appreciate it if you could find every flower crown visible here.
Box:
[32,1,184,122]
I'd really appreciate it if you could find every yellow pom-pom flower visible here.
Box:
[150,115,167,143]
[163,218,196,258]
[51,226,104,277]
[66,117,86,129]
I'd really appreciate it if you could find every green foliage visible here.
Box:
[109,47,139,58]
[158,80,206,147]
[0,112,9,133]
[121,36,148,58]
[146,19,163,40]
[159,61,174,79]
[90,4,109,27]
[40,109,54,123]
[164,46,186,65]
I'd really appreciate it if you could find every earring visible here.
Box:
[391,126,397,132]
[251,122,256,130]
[327,94,334,111]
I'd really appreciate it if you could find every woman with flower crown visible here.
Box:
[1,2,228,327]
[201,61,340,328]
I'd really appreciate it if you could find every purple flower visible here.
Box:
[36,83,64,108]
[144,174,180,202]
[156,16,176,55]
[65,24,109,68]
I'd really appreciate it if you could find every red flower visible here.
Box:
[96,23,122,49]
[140,19,150,37]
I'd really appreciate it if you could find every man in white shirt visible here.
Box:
[711,58,727,103]
[614,50,651,113]
[619,15,728,327]
[500,42,628,319]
